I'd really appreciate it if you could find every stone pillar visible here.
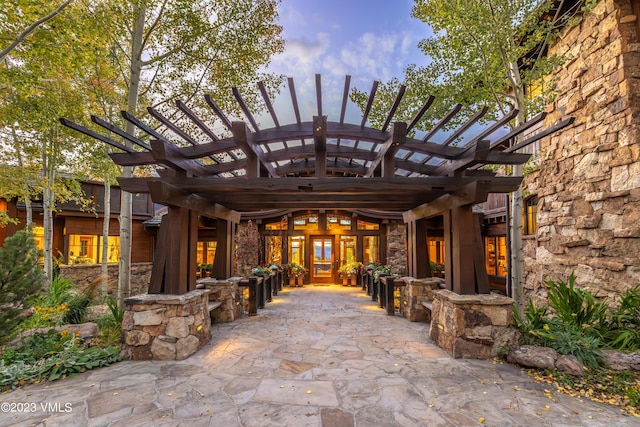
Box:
[400,277,444,322]
[429,289,519,359]
[386,221,407,275]
[199,277,243,322]
[121,289,211,360]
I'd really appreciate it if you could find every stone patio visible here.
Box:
[1,285,636,426]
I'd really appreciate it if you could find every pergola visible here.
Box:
[62,75,572,295]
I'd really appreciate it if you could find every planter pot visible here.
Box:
[342,276,348,286]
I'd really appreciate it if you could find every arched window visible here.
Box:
[523,196,538,235]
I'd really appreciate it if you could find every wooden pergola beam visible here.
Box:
[403,180,492,222]
[231,122,277,177]
[365,122,407,178]
[149,139,208,175]
[313,115,327,177]
[148,180,240,223]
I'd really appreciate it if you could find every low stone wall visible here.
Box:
[59,262,152,296]
[399,277,444,322]
[198,277,244,322]
[429,289,519,359]
[120,290,211,360]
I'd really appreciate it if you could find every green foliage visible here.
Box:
[251,265,272,276]
[372,265,392,283]
[352,0,590,132]
[429,261,444,274]
[513,274,640,368]
[545,326,603,367]
[338,261,362,276]
[599,285,640,351]
[286,263,306,277]
[512,299,548,345]
[546,272,608,329]
[0,330,121,390]
[0,229,45,343]
[105,295,124,325]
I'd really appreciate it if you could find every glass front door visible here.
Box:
[311,236,333,283]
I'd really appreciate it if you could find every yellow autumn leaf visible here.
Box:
[477,417,485,423]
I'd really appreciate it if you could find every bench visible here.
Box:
[421,301,433,322]
[208,301,223,322]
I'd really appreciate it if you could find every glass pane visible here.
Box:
[485,237,497,276]
[289,236,305,266]
[357,220,379,230]
[363,236,379,264]
[68,234,98,264]
[294,215,318,231]
[339,236,356,268]
[327,214,351,231]
[266,236,282,264]
[497,236,507,277]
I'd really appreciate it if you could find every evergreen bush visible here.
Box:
[0,229,45,343]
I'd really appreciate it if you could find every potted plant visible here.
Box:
[250,265,272,276]
[430,261,445,278]
[338,261,362,286]
[286,263,306,287]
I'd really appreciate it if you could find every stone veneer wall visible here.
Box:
[429,290,518,359]
[399,277,444,322]
[121,290,211,360]
[524,0,640,303]
[386,220,407,276]
[59,262,151,296]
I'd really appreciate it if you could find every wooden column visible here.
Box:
[212,218,234,279]
[443,205,489,294]
[313,115,327,178]
[415,219,430,278]
[406,219,417,278]
[148,206,198,294]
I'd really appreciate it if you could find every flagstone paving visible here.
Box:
[1,285,637,426]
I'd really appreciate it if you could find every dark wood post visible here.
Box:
[383,276,395,316]
[247,277,258,316]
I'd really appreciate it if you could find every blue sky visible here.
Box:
[265,0,433,124]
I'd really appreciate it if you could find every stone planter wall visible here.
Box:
[120,290,211,360]
[429,290,519,359]
[399,277,444,322]
[59,262,152,296]
[198,277,244,322]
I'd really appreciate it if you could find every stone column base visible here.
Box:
[399,277,444,322]
[121,290,211,360]
[199,277,243,322]
[429,289,519,359]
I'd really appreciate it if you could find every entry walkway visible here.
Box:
[2,285,635,426]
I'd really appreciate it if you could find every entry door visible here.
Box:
[311,236,333,283]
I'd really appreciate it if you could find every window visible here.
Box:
[523,196,538,235]
[68,235,119,265]
[265,217,288,230]
[197,241,216,265]
[293,215,318,231]
[327,214,351,231]
[362,236,379,264]
[485,236,507,277]
[289,236,305,265]
[427,238,445,264]
[265,236,283,265]
[357,220,379,230]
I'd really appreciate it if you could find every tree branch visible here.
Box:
[0,0,74,63]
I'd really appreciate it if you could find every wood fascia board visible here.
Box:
[148,181,240,223]
[160,176,473,193]
[402,181,489,222]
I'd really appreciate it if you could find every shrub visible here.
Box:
[0,229,46,343]
[546,272,608,330]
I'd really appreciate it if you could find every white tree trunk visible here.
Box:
[118,0,146,306]
[42,171,54,283]
[508,60,526,315]
[102,180,110,296]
